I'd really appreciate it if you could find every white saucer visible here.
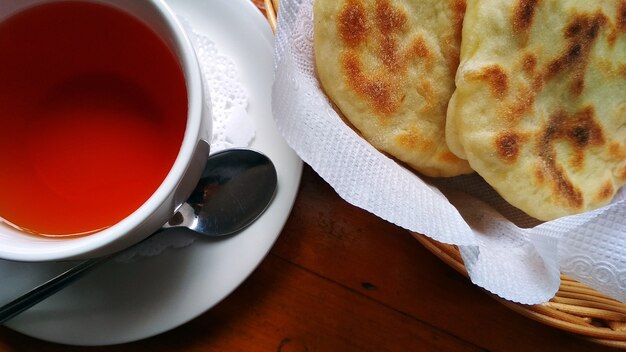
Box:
[0,0,302,345]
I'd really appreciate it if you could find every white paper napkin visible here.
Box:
[271,0,626,304]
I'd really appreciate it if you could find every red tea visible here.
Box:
[0,2,188,236]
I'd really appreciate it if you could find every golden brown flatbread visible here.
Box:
[447,0,626,220]
[314,0,472,177]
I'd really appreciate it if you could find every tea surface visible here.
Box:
[0,2,187,236]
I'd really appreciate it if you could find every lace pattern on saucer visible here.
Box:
[115,16,255,263]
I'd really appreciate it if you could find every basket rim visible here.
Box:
[262,0,626,348]
[413,234,626,348]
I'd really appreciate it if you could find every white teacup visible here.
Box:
[0,0,211,261]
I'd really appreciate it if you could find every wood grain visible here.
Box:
[1,166,622,352]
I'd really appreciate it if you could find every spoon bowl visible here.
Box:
[164,148,277,236]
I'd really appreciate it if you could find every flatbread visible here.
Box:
[314,0,472,177]
[447,0,626,220]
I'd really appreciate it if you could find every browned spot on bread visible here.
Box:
[596,58,626,78]
[339,0,442,117]
[416,80,435,113]
[534,166,545,184]
[451,0,467,39]
[438,151,463,164]
[512,0,539,45]
[595,181,615,202]
[561,106,605,170]
[338,0,369,47]
[495,131,525,163]
[522,53,538,74]
[609,142,626,160]
[379,35,401,70]
[607,0,625,47]
[564,106,605,154]
[608,30,618,47]
[374,0,407,33]
[531,73,545,91]
[338,0,410,113]
[361,79,397,115]
[469,65,509,99]
[497,71,542,125]
[538,156,583,210]
[569,76,585,96]
[442,0,466,72]
[619,166,626,181]
[396,128,434,152]
[546,12,607,96]
[342,51,364,83]
[513,0,539,32]
[499,79,542,124]
[619,0,626,32]
[537,107,606,208]
[374,0,408,71]
[409,36,435,71]
[341,52,398,116]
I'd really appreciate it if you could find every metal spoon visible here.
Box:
[0,148,277,324]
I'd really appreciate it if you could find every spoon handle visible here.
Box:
[0,256,109,324]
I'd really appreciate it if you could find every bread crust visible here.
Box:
[314,0,473,177]
[447,0,626,220]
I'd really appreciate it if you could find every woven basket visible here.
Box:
[262,0,626,348]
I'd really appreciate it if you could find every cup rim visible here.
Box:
[0,0,206,261]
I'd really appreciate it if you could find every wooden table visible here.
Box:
[0,165,621,352]
[0,3,623,352]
